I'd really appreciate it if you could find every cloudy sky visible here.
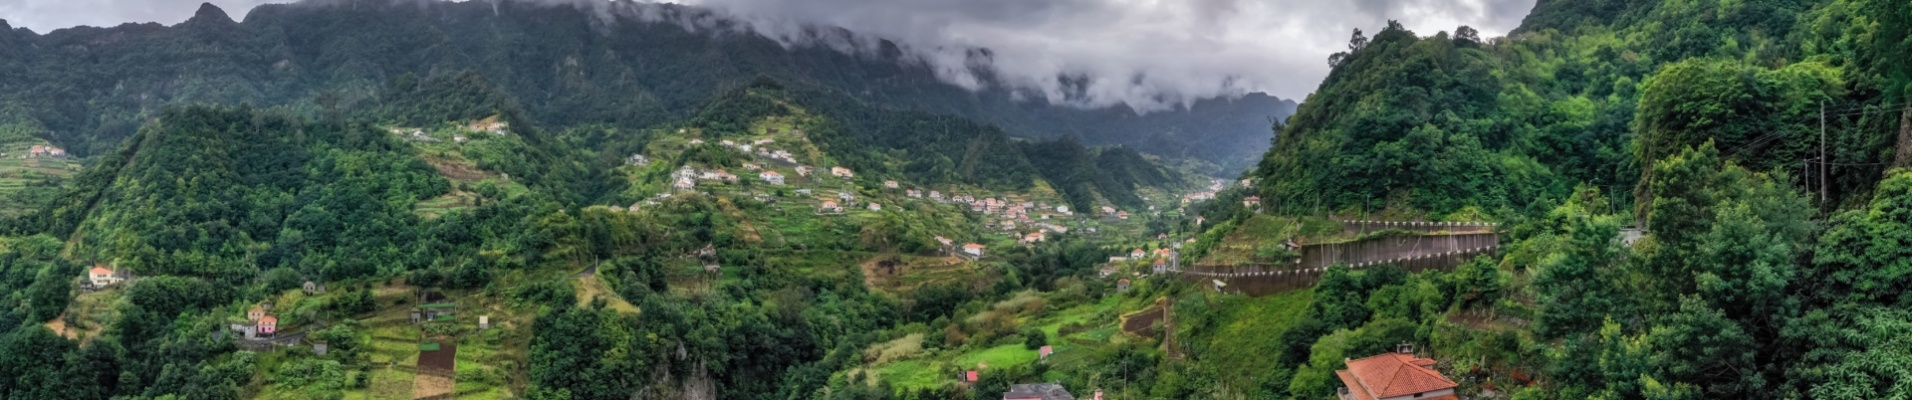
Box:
[0,0,1535,109]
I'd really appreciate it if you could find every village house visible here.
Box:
[468,120,509,135]
[1153,258,1169,273]
[796,165,814,176]
[720,139,736,146]
[627,154,651,166]
[674,178,695,190]
[930,191,945,201]
[760,170,785,185]
[884,180,899,189]
[819,201,842,213]
[1039,345,1054,362]
[1154,248,1172,257]
[1116,211,1130,220]
[1244,196,1262,208]
[453,135,467,143]
[1117,278,1131,291]
[962,243,986,259]
[258,315,279,337]
[28,145,67,158]
[743,162,762,171]
[1336,346,1460,400]
[839,191,855,201]
[302,280,326,295]
[1101,206,1116,214]
[754,138,775,145]
[907,189,923,198]
[868,203,882,211]
[1022,232,1045,244]
[689,138,705,145]
[87,266,125,288]
[248,306,266,322]
[1130,249,1146,258]
[831,166,855,179]
[1003,383,1075,400]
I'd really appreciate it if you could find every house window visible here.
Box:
[1414,394,1423,398]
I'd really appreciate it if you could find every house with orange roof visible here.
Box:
[1129,249,1146,258]
[1336,347,1460,400]
[819,201,842,213]
[1244,196,1262,208]
[87,266,125,287]
[257,315,278,337]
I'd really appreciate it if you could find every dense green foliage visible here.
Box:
[1256,0,1912,217]
[1214,0,1912,398]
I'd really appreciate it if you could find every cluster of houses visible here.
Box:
[466,120,509,136]
[25,145,67,159]
[231,305,280,340]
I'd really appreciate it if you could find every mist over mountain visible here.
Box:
[0,0,1296,172]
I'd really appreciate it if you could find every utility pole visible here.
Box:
[1821,102,1828,205]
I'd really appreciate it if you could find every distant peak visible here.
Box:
[0,19,10,31]
[190,2,234,24]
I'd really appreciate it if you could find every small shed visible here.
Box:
[479,315,491,330]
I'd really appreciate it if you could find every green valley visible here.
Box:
[2,0,1912,399]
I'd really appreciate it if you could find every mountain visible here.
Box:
[0,0,1294,172]
[1252,0,1908,218]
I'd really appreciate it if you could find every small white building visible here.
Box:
[831,166,855,179]
[962,243,986,258]
[819,201,843,213]
[884,180,899,189]
[868,203,882,211]
[760,170,785,185]
[88,266,124,288]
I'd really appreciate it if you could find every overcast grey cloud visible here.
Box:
[0,0,1536,110]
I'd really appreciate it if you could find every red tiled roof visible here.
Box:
[964,243,985,249]
[259,315,278,324]
[89,266,114,275]
[1335,370,1376,400]
[1341,353,1458,398]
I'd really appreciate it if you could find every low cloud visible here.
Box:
[0,0,1537,111]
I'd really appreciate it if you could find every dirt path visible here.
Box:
[45,314,75,340]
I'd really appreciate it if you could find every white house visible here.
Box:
[868,203,882,211]
[962,243,985,258]
[884,180,899,189]
[88,266,124,287]
[819,201,842,213]
[760,170,785,185]
[831,166,855,178]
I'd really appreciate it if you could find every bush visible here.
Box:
[1022,328,1047,350]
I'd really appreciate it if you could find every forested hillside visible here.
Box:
[1193,0,1912,398]
[0,0,1294,172]
[1255,0,1910,217]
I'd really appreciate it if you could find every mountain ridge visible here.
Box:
[0,0,1295,172]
